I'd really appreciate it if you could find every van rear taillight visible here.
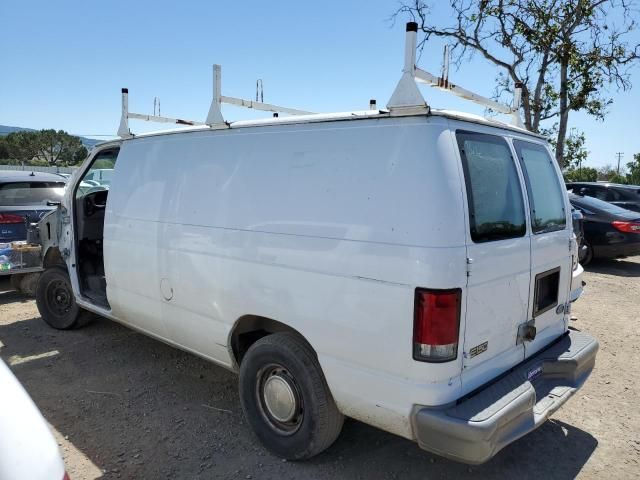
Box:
[413,288,461,362]
[0,213,24,224]
[612,220,640,233]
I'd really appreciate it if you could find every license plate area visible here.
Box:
[533,267,560,317]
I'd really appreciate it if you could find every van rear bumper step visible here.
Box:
[411,329,598,465]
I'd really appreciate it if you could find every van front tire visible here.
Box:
[36,267,90,330]
[239,332,344,460]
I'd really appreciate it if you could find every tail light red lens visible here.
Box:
[413,288,461,362]
[0,213,25,224]
[63,472,70,480]
[612,221,640,233]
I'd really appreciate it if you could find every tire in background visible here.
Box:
[10,272,41,296]
[582,241,594,266]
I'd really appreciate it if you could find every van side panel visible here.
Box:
[104,117,468,438]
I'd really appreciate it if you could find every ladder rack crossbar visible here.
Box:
[415,68,512,115]
[220,96,314,116]
[128,112,206,126]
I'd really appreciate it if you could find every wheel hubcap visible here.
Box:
[263,374,297,422]
[257,364,303,434]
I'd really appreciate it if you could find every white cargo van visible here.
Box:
[34,24,596,464]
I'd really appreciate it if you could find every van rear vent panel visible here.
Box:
[533,267,560,317]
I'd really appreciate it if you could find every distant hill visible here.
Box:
[0,125,104,148]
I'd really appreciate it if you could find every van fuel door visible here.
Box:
[516,320,537,344]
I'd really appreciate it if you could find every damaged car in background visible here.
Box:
[0,171,66,293]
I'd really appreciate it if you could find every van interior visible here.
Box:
[74,148,118,308]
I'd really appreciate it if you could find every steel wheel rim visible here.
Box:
[256,363,303,435]
[46,279,73,317]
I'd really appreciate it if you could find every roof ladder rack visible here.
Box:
[387,22,524,129]
[118,65,315,138]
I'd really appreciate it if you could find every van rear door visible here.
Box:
[455,130,529,387]
[513,139,572,358]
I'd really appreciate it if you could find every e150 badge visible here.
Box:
[469,341,488,358]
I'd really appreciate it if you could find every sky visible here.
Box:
[1,0,639,169]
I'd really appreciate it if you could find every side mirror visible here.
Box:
[578,188,587,196]
[46,200,61,207]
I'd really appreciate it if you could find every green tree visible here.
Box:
[394,0,639,168]
[3,129,87,166]
[33,129,87,166]
[563,130,588,170]
[0,137,9,161]
[560,130,595,181]
[609,173,627,184]
[565,166,598,182]
[58,143,88,165]
[627,153,640,185]
[4,131,40,164]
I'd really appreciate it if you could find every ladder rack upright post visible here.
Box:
[387,22,525,129]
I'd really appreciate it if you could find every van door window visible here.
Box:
[513,140,566,234]
[76,151,117,198]
[456,131,526,243]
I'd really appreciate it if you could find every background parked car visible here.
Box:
[0,359,67,480]
[568,192,640,265]
[567,182,640,213]
[0,171,67,288]
[0,171,66,244]
[572,208,587,263]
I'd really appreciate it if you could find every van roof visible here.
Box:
[100,108,544,146]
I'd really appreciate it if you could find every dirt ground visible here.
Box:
[1,258,639,480]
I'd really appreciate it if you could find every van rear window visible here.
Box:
[0,182,65,206]
[456,131,526,243]
[513,140,566,234]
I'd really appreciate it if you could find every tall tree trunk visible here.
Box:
[532,51,551,133]
[555,55,570,167]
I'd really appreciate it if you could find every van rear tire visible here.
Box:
[36,267,91,330]
[238,332,344,460]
